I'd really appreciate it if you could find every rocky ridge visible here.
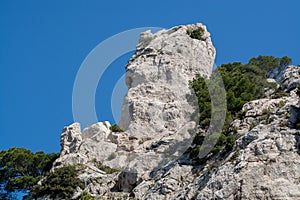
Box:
[50,23,300,200]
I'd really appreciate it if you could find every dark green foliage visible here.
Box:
[272,92,289,99]
[5,176,41,192]
[190,132,237,158]
[110,124,125,132]
[190,145,203,158]
[192,134,205,145]
[190,57,284,130]
[0,148,59,197]
[187,27,204,40]
[81,191,95,200]
[248,55,292,79]
[30,165,84,199]
[189,55,291,159]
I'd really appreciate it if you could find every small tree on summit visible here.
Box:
[187,27,204,40]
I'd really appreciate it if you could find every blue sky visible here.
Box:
[0,0,299,153]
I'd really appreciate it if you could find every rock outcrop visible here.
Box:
[52,23,216,198]
[280,66,300,92]
[126,67,300,200]
[51,23,300,199]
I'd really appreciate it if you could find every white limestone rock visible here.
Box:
[51,24,300,200]
[53,23,216,198]
[280,66,300,92]
[60,122,82,156]
[115,23,215,191]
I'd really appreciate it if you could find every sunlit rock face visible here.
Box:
[120,23,215,137]
[50,23,300,199]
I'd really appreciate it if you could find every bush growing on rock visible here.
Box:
[190,132,236,158]
[187,27,204,40]
[80,191,94,200]
[110,124,125,132]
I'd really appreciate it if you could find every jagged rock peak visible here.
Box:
[52,22,217,198]
[120,23,216,134]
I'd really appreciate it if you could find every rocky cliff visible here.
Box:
[50,23,300,200]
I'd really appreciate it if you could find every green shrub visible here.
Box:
[109,124,125,132]
[190,145,202,158]
[192,134,205,145]
[186,29,191,35]
[187,27,204,40]
[90,159,119,174]
[272,92,289,99]
[81,191,94,200]
[284,112,290,119]
[230,147,240,162]
[278,101,285,108]
[262,108,270,115]
[225,135,236,150]
[280,121,288,127]
[250,121,258,129]
[30,165,84,199]
[190,132,237,158]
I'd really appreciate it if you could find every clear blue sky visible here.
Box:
[0,0,299,153]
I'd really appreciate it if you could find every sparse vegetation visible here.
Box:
[278,101,286,108]
[187,27,204,40]
[250,121,258,130]
[80,191,95,200]
[284,112,290,119]
[110,124,125,132]
[90,159,120,174]
[230,147,241,162]
[191,190,200,200]
[190,132,236,158]
[280,121,288,127]
[272,92,289,99]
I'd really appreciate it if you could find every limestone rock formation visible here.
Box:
[52,23,216,198]
[50,23,300,200]
[280,66,300,92]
